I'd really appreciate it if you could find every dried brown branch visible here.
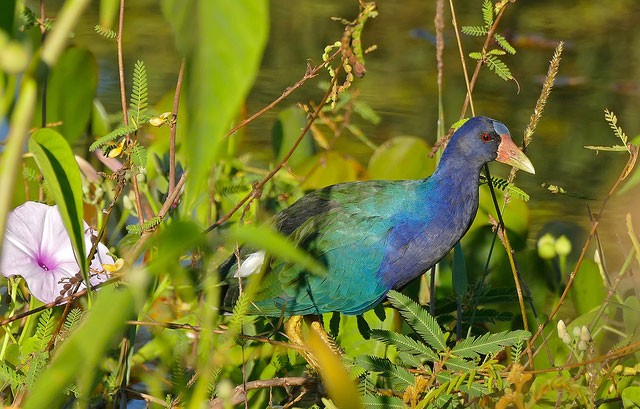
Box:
[209,377,315,409]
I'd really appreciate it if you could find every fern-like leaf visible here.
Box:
[25,352,47,388]
[362,395,405,409]
[94,25,117,39]
[0,362,25,392]
[482,175,530,201]
[356,356,415,391]
[443,356,479,372]
[481,0,494,27]
[387,291,446,352]
[126,216,162,234]
[370,329,438,361]
[452,330,530,359]
[469,51,483,60]
[493,33,516,54]
[604,108,628,146]
[461,26,487,36]
[130,60,149,127]
[353,100,381,125]
[131,143,148,168]
[64,308,83,332]
[89,124,138,152]
[485,55,512,80]
[35,308,54,351]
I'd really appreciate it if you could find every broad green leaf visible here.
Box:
[228,224,325,277]
[44,47,98,143]
[90,99,110,138]
[569,259,605,316]
[451,330,530,358]
[368,136,435,180]
[622,386,640,409]
[387,290,446,351]
[161,0,269,210]
[23,285,135,409]
[272,105,315,167]
[29,129,87,280]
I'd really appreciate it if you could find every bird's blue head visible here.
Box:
[441,116,535,174]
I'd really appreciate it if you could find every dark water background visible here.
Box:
[68,0,640,259]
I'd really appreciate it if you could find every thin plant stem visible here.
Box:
[116,0,145,225]
[225,50,340,139]
[448,0,475,118]
[168,60,185,197]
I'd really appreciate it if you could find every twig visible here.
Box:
[116,0,145,226]
[0,278,118,327]
[448,0,475,117]
[529,147,639,350]
[126,318,308,352]
[225,50,340,139]
[209,377,315,409]
[204,65,343,233]
[168,60,185,198]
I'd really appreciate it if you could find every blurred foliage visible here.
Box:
[0,1,639,409]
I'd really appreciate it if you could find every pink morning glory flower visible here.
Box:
[0,201,113,303]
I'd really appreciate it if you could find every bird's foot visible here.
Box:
[284,315,342,372]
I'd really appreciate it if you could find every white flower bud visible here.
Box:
[580,326,591,342]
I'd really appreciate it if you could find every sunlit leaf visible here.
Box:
[162,0,269,209]
[29,129,87,280]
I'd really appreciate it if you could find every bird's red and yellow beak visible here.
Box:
[496,134,535,174]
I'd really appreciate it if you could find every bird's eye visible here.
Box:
[480,132,492,142]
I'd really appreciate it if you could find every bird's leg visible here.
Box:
[284,315,321,370]
[306,315,342,356]
[284,315,343,371]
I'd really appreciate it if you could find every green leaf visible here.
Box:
[481,0,493,27]
[23,285,136,409]
[130,60,149,127]
[493,33,516,54]
[622,386,640,408]
[461,26,487,36]
[570,259,605,315]
[356,356,415,391]
[368,136,435,180]
[362,395,406,409]
[371,329,438,361]
[443,356,479,372]
[89,124,138,151]
[228,224,326,277]
[452,330,531,358]
[130,143,148,168]
[469,52,483,60]
[29,129,88,281]
[45,47,98,143]
[387,291,446,351]
[485,55,512,80]
[162,0,269,209]
[584,145,629,152]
